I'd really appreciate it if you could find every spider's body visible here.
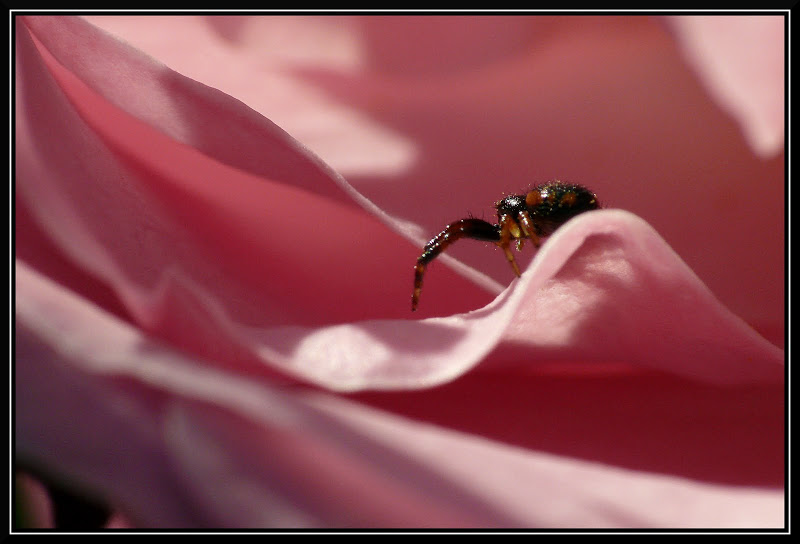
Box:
[412,182,599,311]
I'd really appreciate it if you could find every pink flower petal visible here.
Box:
[287,17,785,346]
[251,209,782,390]
[16,16,491,372]
[668,15,785,157]
[27,16,784,345]
[16,262,783,527]
[15,15,784,528]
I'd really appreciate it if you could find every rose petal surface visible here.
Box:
[15,15,784,529]
[668,15,785,157]
[24,15,785,342]
[16,262,784,527]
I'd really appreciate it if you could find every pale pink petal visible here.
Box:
[15,15,784,529]
[21,15,356,197]
[668,15,785,157]
[16,262,784,527]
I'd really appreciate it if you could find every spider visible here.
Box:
[411,182,599,311]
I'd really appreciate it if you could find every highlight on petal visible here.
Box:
[15,11,783,389]
[24,15,418,182]
[668,15,785,157]
[25,15,783,345]
[16,15,490,359]
[15,261,783,527]
[270,16,783,345]
[491,209,784,384]
[246,209,782,391]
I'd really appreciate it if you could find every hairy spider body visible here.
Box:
[412,182,599,311]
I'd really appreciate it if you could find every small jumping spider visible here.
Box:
[412,182,599,311]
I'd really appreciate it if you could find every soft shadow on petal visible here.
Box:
[16,16,491,371]
[20,15,357,202]
[15,264,784,526]
[23,16,783,345]
[345,214,783,489]
[250,210,782,391]
[493,210,784,385]
[15,16,784,528]
[13,263,516,527]
[289,16,784,346]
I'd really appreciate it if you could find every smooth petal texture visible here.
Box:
[16,14,782,390]
[15,15,784,528]
[290,16,785,345]
[79,15,784,345]
[252,209,783,390]
[16,262,783,527]
[668,15,785,158]
[16,15,483,376]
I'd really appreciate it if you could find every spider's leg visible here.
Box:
[517,210,541,248]
[497,214,522,277]
[412,218,500,311]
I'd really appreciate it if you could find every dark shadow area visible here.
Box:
[350,368,784,488]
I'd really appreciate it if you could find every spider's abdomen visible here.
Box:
[496,182,599,236]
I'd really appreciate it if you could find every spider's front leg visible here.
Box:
[498,211,542,258]
[412,218,500,311]
[497,214,524,278]
[512,210,541,252]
